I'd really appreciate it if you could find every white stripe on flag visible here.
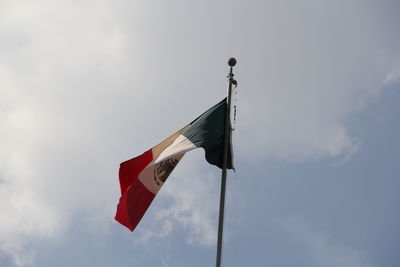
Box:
[154,135,196,163]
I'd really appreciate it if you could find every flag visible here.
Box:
[115,98,233,231]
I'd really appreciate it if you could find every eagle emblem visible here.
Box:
[154,158,179,186]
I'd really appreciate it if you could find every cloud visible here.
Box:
[136,152,219,246]
[0,0,130,264]
[277,217,375,267]
[0,0,399,265]
[0,164,59,266]
[235,0,400,163]
[384,71,400,84]
[383,57,400,84]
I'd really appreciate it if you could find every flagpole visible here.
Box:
[216,57,237,267]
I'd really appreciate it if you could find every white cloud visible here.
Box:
[136,152,219,246]
[384,71,400,84]
[235,0,400,163]
[0,0,131,264]
[277,217,375,267]
[0,0,399,265]
[383,58,400,84]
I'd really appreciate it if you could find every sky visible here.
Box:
[1,0,400,266]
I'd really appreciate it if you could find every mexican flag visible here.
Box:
[115,98,233,231]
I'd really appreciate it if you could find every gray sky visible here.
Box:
[1,0,400,266]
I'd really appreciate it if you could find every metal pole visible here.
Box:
[216,57,237,267]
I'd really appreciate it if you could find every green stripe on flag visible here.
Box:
[182,98,233,169]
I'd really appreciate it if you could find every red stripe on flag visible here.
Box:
[118,150,153,194]
[115,149,155,231]
[115,177,156,231]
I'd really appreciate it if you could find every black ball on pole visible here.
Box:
[228,57,237,67]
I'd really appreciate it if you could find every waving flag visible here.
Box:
[115,98,233,231]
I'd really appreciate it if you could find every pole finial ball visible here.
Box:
[228,57,237,67]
